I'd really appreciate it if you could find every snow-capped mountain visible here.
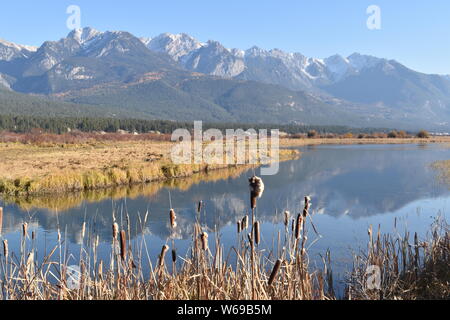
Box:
[4,28,181,93]
[148,33,202,62]
[141,33,393,91]
[1,27,450,130]
[0,39,37,61]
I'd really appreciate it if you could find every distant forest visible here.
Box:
[0,115,390,135]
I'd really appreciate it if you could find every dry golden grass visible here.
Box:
[348,220,449,300]
[0,195,334,300]
[0,194,446,300]
[0,139,299,196]
[0,140,171,180]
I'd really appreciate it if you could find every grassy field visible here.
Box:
[0,138,298,195]
[0,134,449,196]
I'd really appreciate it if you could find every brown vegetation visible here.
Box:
[348,219,449,300]
[0,199,447,300]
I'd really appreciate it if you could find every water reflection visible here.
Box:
[1,144,449,250]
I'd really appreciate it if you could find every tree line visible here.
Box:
[0,115,393,135]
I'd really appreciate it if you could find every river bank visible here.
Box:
[0,139,298,196]
[1,136,449,196]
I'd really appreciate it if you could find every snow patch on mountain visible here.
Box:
[0,38,38,61]
[68,27,103,46]
[147,33,203,62]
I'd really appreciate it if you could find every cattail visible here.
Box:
[242,216,249,230]
[169,209,177,229]
[284,211,290,227]
[22,222,28,238]
[268,259,282,286]
[119,230,127,260]
[254,222,260,245]
[112,222,119,240]
[295,214,303,239]
[200,232,209,251]
[172,249,177,263]
[159,245,169,267]
[250,195,257,210]
[197,201,203,214]
[32,231,36,240]
[303,196,311,217]
[249,176,265,209]
[237,221,242,234]
[2,240,8,258]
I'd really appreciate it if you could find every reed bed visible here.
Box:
[0,190,447,300]
[347,218,449,300]
[0,191,333,300]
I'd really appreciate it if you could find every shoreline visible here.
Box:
[1,136,448,197]
[0,140,299,196]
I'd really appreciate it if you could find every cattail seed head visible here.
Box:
[32,231,36,240]
[295,214,303,239]
[22,222,28,238]
[249,176,264,209]
[304,196,311,207]
[169,209,177,229]
[159,245,169,267]
[3,240,8,258]
[197,201,203,214]
[268,259,282,286]
[250,196,257,210]
[284,211,290,227]
[237,221,242,234]
[303,196,311,216]
[112,222,119,240]
[119,230,127,260]
[172,249,177,263]
[254,222,260,246]
[200,232,209,251]
[242,216,249,230]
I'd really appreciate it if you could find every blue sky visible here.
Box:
[1,0,449,74]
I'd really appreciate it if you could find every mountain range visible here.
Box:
[1,27,450,130]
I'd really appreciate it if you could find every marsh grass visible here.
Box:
[0,194,333,300]
[0,205,448,300]
[0,139,299,196]
[347,218,449,300]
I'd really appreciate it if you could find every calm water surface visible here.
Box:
[1,143,449,290]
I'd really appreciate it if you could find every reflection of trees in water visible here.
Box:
[1,145,449,244]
